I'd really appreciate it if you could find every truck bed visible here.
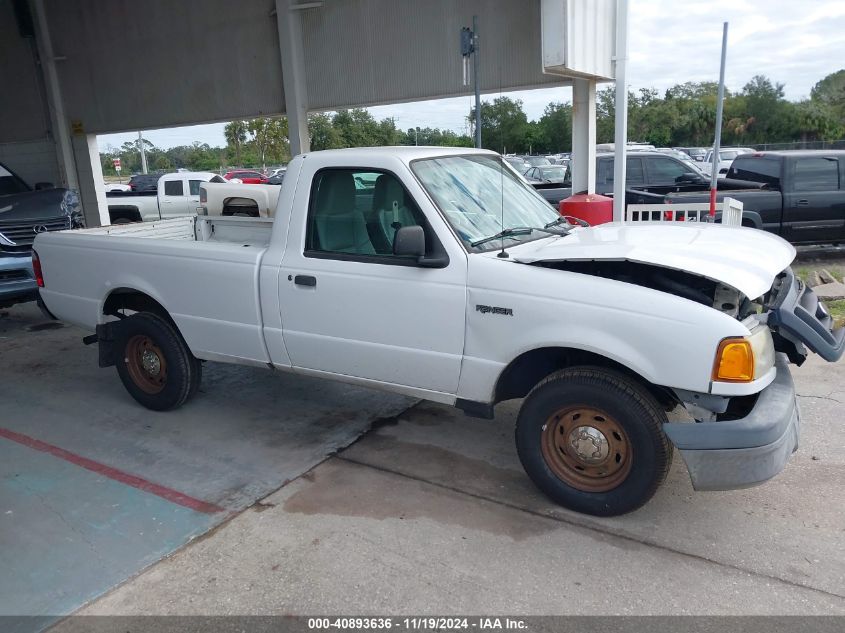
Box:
[35,215,277,365]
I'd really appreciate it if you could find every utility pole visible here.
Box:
[461,17,481,148]
[137,131,148,174]
[709,22,729,220]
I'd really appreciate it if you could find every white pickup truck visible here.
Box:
[33,147,844,516]
[106,171,226,224]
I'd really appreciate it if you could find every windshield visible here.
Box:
[0,165,31,196]
[411,154,561,251]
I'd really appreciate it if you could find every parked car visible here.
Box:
[503,156,529,172]
[666,150,845,244]
[0,161,81,308]
[34,146,843,517]
[107,172,226,224]
[199,181,281,217]
[523,165,568,184]
[223,170,269,184]
[674,147,708,162]
[522,156,551,167]
[700,147,755,177]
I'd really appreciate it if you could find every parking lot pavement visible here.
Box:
[0,304,411,623]
[69,355,845,617]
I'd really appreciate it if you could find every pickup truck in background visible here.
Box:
[199,181,281,217]
[0,161,82,308]
[534,150,761,206]
[667,151,845,243]
[106,171,226,224]
[34,147,843,517]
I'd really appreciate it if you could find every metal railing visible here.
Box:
[626,197,743,226]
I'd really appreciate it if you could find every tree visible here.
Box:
[308,113,344,150]
[810,69,845,122]
[537,102,572,152]
[224,120,247,166]
[469,97,528,153]
[246,117,289,169]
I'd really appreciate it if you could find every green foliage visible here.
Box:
[470,97,529,153]
[101,69,845,177]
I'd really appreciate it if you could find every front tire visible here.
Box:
[114,312,201,411]
[515,367,672,516]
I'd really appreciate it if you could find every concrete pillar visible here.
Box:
[571,78,596,194]
[70,134,108,228]
[32,0,77,192]
[276,0,311,156]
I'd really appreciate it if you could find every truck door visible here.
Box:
[278,167,467,396]
[187,178,204,214]
[782,156,843,244]
[159,177,188,218]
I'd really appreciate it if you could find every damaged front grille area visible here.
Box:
[532,260,753,319]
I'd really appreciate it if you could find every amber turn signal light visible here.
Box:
[713,338,754,382]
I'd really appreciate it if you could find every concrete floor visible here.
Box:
[65,355,845,616]
[0,304,410,624]
[3,297,845,623]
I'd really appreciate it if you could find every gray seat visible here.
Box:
[371,175,418,250]
[313,171,375,254]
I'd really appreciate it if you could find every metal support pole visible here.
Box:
[31,0,77,191]
[571,78,596,195]
[473,15,481,149]
[277,0,312,156]
[709,22,729,219]
[138,131,148,174]
[612,0,629,223]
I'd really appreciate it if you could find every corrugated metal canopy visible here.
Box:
[300,0,567,111]
[8,0,580,136]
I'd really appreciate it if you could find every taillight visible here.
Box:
[200,187,207,204]
[32,250,44,288]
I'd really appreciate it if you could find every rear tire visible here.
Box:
[515,367,672,516]
[114,312,200,411]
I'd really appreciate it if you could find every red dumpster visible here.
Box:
[559,193,613,226]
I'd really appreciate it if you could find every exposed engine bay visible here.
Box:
[533,260,756,320]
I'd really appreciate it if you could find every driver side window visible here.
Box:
[305,169,427,259]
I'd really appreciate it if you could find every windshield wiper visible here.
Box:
[544,216,572,229]
[470,226,569,248]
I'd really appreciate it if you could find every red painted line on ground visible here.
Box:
[0,427,225,514]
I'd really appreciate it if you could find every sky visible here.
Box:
[98,0,845,152]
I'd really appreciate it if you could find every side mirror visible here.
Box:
[393,225,425,257]
[34,182,54,190]
[393,225,449,268]
[676,172,699,183]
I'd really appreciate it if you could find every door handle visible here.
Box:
[796,199,810,206]
[294,275,316,287]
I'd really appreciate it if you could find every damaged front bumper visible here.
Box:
[664,354,799,491]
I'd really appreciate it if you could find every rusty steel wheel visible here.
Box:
[124,334,168,395]
[541,406,632,493]
[515,367,672,516]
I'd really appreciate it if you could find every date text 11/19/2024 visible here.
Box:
[307,617,528,630]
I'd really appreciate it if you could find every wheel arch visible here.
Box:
[101,287,185,342]
[494,346,676,409]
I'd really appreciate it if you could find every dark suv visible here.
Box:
[0,162,82,308]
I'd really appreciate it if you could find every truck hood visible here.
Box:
[506,222,795,299]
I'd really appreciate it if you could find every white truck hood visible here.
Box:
[506,222,796,299]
